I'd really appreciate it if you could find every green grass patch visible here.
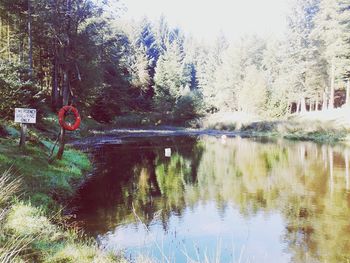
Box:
[3,202,118,263]
[283,130,347,143]
[0,138,90,196]
[0,143,119,262]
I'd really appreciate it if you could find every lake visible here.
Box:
[71,135,350,263]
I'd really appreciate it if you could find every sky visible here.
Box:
[117,0,290,41]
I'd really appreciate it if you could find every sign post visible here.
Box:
[14,108,37,148]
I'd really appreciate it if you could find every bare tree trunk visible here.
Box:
[300,97,306,113]
[62,69,70,106]
[28,0,33,77]
[51,56,59,111]
[55,68,70,160]
[55,0,72,161]
[322,91,327,111]
[346,79,350,107]
[296,100,301,113]
[315,96,319,111]
[56,128,65,160]
[329,60,335,109]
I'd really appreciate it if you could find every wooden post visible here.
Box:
[19,123,27,148]
[56,127,65,160]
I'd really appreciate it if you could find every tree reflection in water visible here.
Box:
[73,136,350,262]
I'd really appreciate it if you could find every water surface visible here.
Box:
[73,135,350,262]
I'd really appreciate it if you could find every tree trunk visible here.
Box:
[55,69,70,160]
[315,96,319,111]
[296,100,301,113]
[322,91,327,111]
[51,56,59,111]
[56,128,65,160]
[300,97,306,113]
[329,60,335,109]
[28,0,33,77]
[55,0,72,161]
[346,79,350,107]
[62,69,70,106]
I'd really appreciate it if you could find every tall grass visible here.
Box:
[0,168,30,263]
[0,169,21,205]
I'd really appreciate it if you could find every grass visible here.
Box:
[283,130,348,143]
[0,137,91,210]
[2,203,119,263]
[0,121,121,262]
[0,168,120,263]
[202,109,350,143]
[201,112,262,131]
[0,168,27,263]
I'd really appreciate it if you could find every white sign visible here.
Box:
[14,108,37,124]
[165,148,172,157]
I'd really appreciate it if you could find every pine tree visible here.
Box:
[153,42,190,112]
[312,0,350,108]
[286,0,320,112]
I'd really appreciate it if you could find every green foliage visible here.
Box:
[173,91,203,123]
[284,130,347,143]
[1,0,350,124]
[0,61,39,119]
[153,42,190,112]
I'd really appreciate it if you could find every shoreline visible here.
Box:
[71,127,349,148]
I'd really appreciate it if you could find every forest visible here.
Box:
[0,0,349,125]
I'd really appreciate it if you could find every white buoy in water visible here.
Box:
[165,148,172,157]
[221,135,227,144]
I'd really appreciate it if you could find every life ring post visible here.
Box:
[58,106,81,131]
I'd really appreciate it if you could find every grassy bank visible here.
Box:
[0,120,121,262]
[200,109,350,143]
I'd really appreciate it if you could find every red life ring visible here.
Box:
[58,106,81,131]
